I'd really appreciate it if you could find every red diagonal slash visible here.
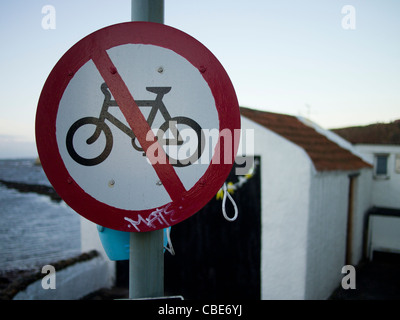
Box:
[91,49,186,201]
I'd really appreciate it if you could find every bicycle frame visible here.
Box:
[87,83,173,145]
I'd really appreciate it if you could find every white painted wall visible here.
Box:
[355,145,400,209]
[350,168,373,265]
[305,172,350,299]
[368,214,400,258]
[240,117,312,300]
[298,117,374,266]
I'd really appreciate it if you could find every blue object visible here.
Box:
[97,225,170,261]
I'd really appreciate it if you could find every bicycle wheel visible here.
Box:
[158,116,205,167]
[66,117,113,166]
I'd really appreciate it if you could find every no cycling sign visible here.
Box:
[36,22,240,232]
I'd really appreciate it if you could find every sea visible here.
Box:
[0,159,81,271]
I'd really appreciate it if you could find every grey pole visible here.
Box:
[131,0,164,23]
[129,0,165,300]
[129,229,164,299]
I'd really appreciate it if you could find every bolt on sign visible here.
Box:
[36,22,240,232]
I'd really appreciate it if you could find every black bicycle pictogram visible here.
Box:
[66,83,205,167]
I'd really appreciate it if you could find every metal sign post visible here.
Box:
[129,228,164,299]
[129,0,165,300]
[131,0,164,23]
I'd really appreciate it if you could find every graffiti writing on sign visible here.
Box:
[124,203,177,231]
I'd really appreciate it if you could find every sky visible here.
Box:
[0,0,399,158]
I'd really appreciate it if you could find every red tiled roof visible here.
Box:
[240,107,372,172]
[332,120,400,145]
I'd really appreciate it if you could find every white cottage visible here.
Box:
[333,121,400,259]
[240,107,372,300]
[333,121,400,209]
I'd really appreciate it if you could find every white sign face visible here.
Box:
[56,44,219,211]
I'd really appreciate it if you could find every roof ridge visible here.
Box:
[240,107,372,171]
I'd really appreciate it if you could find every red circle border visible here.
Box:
[35,22,240,232]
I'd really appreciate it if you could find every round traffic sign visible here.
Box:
[36,22,240,232]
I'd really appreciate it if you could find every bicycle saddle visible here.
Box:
[146,87,172,94]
